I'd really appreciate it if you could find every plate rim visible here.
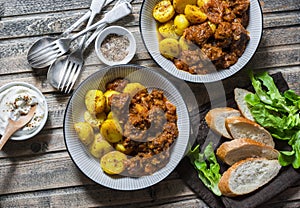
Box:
[63,64,191,190]
[139,0,264,83]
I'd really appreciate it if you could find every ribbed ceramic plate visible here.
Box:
[64,65,190,190]
[140,0,263,82]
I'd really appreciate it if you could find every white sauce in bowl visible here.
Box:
[0,85,47,138]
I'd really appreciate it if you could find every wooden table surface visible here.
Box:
[0,0,299,207]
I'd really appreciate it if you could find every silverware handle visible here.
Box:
[61,0,115,36]
[83,24,107,50]
[62,11,91,36]
[70,2,132,41]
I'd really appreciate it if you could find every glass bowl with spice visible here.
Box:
[95,26,136,66]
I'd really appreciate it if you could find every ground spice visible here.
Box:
[100,33,130,62]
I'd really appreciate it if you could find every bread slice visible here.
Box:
[225,116,275,147]
[216,138,279,166]
[205,107,241,139]
[234,88,255,121]
[218,158,281,197]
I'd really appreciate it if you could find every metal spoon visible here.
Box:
[47,24,106,92]
[0,105,37,150]
[27,0,114,69]
[47,1,133,92]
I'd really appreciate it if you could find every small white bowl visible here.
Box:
[0,82,48,141]
[95,26,136,66]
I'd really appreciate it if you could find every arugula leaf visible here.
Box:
[187,143,221,196]
[246,71,300,169]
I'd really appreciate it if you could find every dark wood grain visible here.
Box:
[0,0,299,207]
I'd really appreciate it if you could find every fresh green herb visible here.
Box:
[187,142,222,196]
[245,71,300,168]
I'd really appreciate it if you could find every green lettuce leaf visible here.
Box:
[187,143,221,196]
[246,71,300,169]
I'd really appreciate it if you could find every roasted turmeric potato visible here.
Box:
[159,38,180,59]
[89,134,114,158]
[173,0,197,14]
[103,89,120,112]
[100,151,127,174]
[174,14,190,35]
[153,0,175,23]
[122,83,146,97]
[184,4,207,24]
[208,21,217,33]
[74,122,94,146]
[100,118,123,143]
[158,20,179,39]
[179,36,193,51]
[115,142,132,155]
[85,90,106,114]
[197,0,209,8]
[84,111,106,129]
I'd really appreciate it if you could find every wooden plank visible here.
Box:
[0,179,196,207]
[0,128,65,159]
[260,26,300,47]
[1,0,299,18]
[259,0,300,13]
[263,11,300,28]
[0,152,93,195]
[1,0,91,17]
[247,44,300,69]
[0,0,144,17]
[0,150,190,196]
[0,3,298,39]
[0,8,139,39]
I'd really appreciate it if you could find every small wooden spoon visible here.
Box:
[0,105,37,150]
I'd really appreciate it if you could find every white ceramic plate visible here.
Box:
[140,0,263,82]
[0,82,48,141]
[64,64,190,190]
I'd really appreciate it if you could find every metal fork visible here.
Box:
[27,0,114,69]
[51,0,133,93]
[54,0,108,92]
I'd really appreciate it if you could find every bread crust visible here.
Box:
[234,88,255,121]
[205,107,241,139]
[225,116,275,147]
[218,158,281,197]
[216,138,279,165]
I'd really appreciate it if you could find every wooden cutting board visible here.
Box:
[176,72,300,208]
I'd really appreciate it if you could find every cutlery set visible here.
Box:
[27,0,133,93]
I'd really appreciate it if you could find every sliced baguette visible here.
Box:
[225,116,275,147]
[205,107,241,139]
[216,138,279,166]
[218,158,281,197]
[234,88,255,121]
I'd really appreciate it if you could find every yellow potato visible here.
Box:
[74,122,94,146]
[84,111,106,129]
[159,38,180,59]
[173,0,197,14]
[158,20,179,39]
[184,4,207,24]
[122,83,146,97]
[100,119,123,143]
[197,0,209,8]
[115,143,132,155]
[174,14,190,35]
[107,111,114,119]
[85,90,106,114]
[179,36,192,51]
[89,134,114,158]
[100,151,127,174]
[153,0,175,23]
[208,21,217,33]
[103,89,120,112]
